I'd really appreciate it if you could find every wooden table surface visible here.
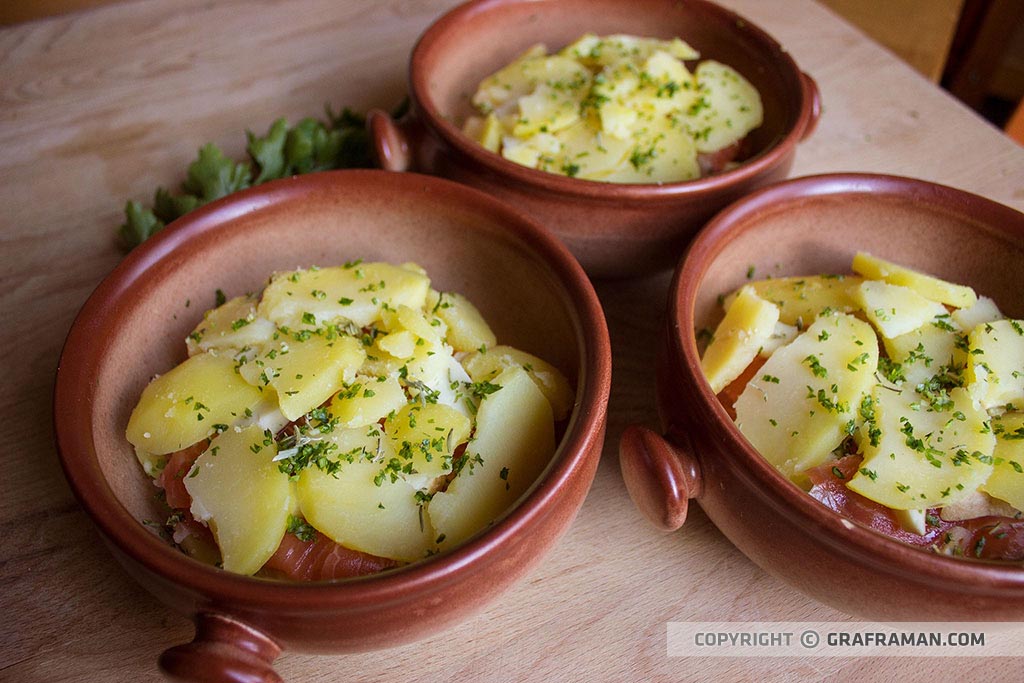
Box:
[2,1,1023,681]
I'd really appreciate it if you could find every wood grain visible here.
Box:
[1,1,1022,681]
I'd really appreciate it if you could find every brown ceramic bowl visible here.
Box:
[368,0,821,278]
[619,173,1024,621]
[54,170,611,681]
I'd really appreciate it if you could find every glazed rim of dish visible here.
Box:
[409,0,816,200]
[670,173,1024,592]
[53,170,611,610]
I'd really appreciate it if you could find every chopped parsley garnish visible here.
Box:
[803,354,827,378]
[286,514,317,542]
[470,380,503,399]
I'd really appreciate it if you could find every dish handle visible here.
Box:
[799,71,823,142]
[368,108,424,173]
[159,613,282,683]
[619,425,703,531]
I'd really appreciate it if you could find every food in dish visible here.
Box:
[700,253,1024,560]
[462,33,763,183]
[127,261,574,578]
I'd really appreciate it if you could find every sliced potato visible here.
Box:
[701,285,779,394]
[551,120,634,180]
[376,330,417,360]
[894,508,927,535]
[391,304,446,347]
[186,425,292,575]
[602,112,701,183]
[951,295,1002,331]
[758,321,799,358]
[426,290,497,353]
[126,352,264,455]
[258,262,430,329]
[851,252,977,308]
[185,294,275,356]
[462,113,503,153]
[855,280,948,339]
[724,275,862,327]
[469,34,756,185]
[598,99,639,141]
[402,339,472,414]
[561,33,699,67]
[965,319,1024,411]
[385,403,471,488]
[295,428,434,562]
[733,313,878,479]
[430,367,554,548]
[240,334,365,421]
[980,413,1024,511]
[848,386,994,509]
[514,82,586,137]
[500,135,545,167]
[881,319,961,388]
[462,345,575,421]
[636,51,700,119]
[134,446,166,478]
[688,60,763,153]
[327,375,406,429]
[473,46,580,114]
[940,489,1020,521]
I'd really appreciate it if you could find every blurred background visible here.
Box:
[2,0,1022,144]
[817,0,1024,144]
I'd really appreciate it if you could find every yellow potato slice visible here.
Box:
[881,319,962,388]
[551,120,634,180]
[258,261,430,329]
[185,425,292,575]
[514,82,586,137]
[894,508,928,535]
[560,33,699,67]
[295,428,435,562]
[981,413,1024,511]
[462,113,504,153]
[734,313,878,479]
[327,375,407,429]
[462,345,575,421]
[468,34,760,185]
[951,296,1002,331]
[126,352,264,455]
[385,403,471,488]
[688,60,763,153]
[426,290,497,353]
[430,367,554,548]
[134,446,166,478]
[758,321,799,358]
[472,45,576,114]
[855,280,948,339]
[376,330,418,360]
[848,386,994,509]
[852,252,977,308]
[701,286,779,394]
[965,319,1024,411]
[239,333,365,421]
[723,275,862,328]
[185,294,275,356]
[601,111,701,183]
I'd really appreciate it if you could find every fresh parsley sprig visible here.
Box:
[118,102,406,249]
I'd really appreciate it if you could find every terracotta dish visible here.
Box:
[368,0,821,278]
[619,174,1024,621]
[54,171,611,681]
